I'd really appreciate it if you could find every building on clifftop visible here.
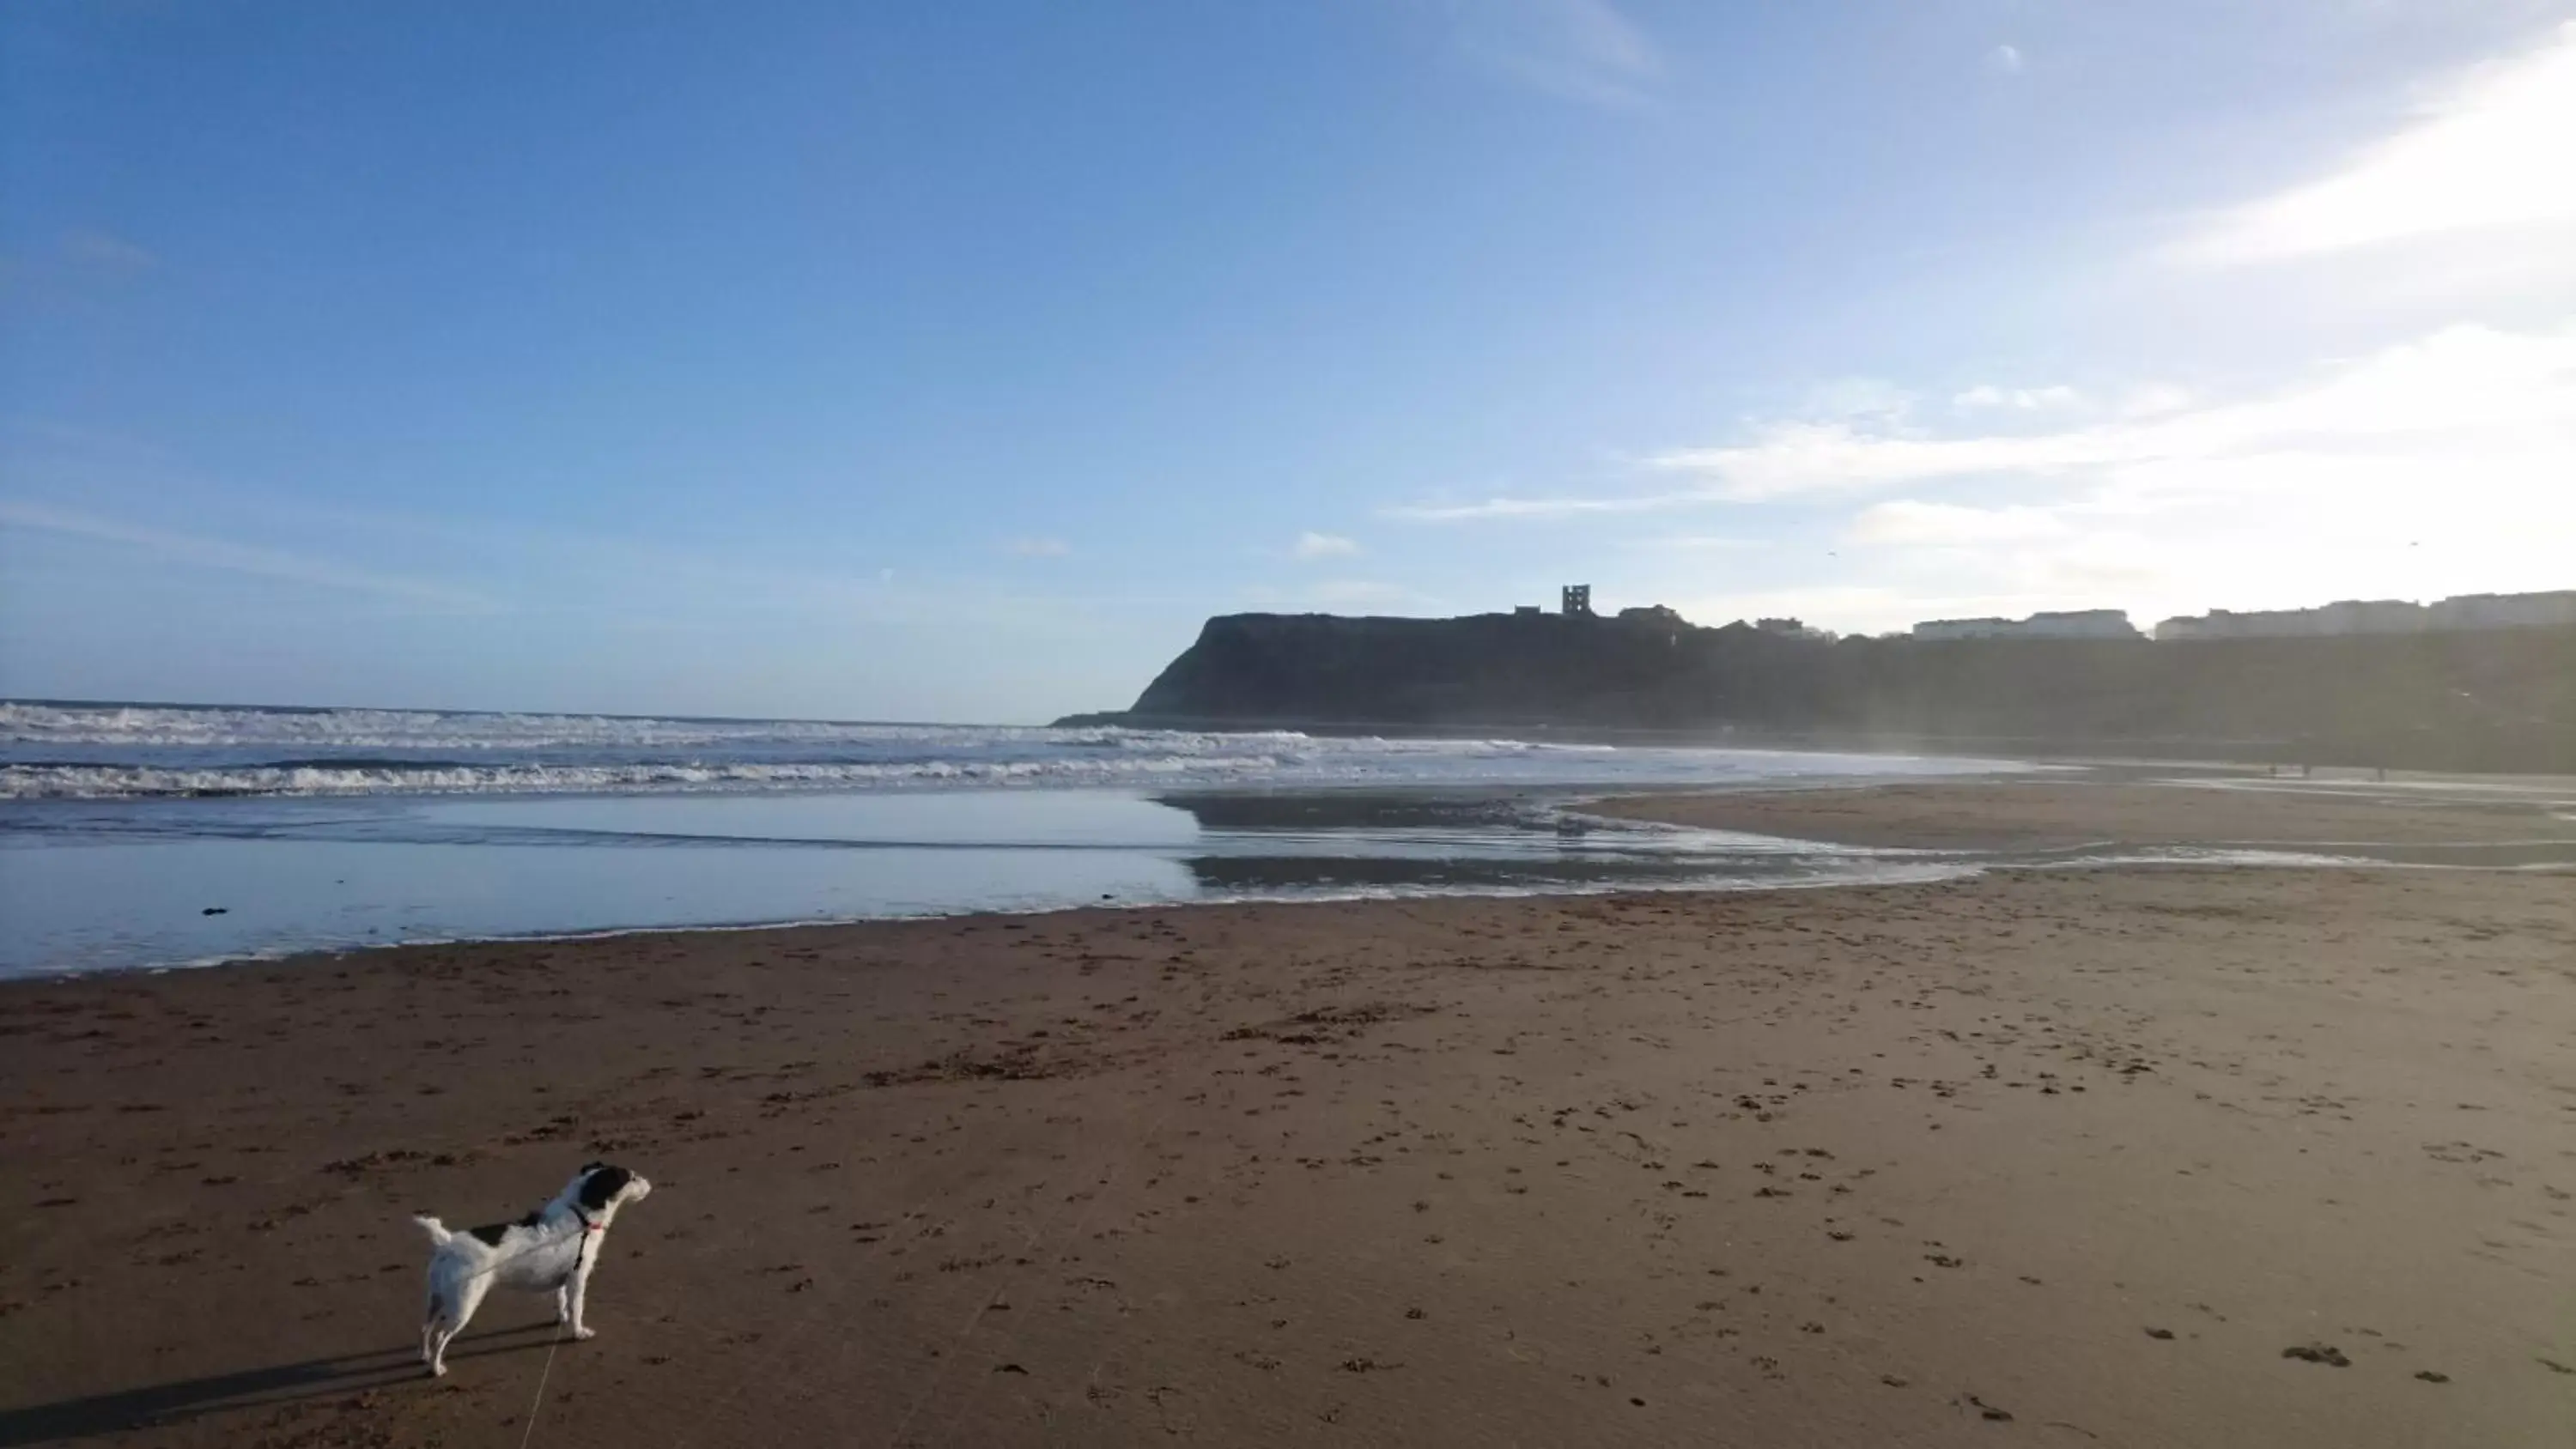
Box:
[2154,591,2576,640]
[1913,609,2141,640]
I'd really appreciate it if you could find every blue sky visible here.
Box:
[5,1,2572,721]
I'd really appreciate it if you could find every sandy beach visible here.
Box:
[1587,777,2576,849]
[4,782,2573,1447]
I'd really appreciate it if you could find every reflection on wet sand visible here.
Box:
[9,774,2572,976]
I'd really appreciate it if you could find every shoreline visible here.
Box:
[66,846,2576,989]
[1588,777,2576,850]
[7,784,2575,1446]
[1,747,2038,979]
[19,774,2573,985]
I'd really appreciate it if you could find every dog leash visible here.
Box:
[508,1209,608,1446]
[517,1325,566,1449]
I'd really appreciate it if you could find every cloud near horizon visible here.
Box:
[1291,530,1361,560]
[1824,325,2575,627]
[1643,321,2576,500]
[1392,319,2575,633]
[1382,321,2576,518]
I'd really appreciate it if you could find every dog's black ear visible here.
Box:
[577,1166,633,1210]
[579,1161,607,1174]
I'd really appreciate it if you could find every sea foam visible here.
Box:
[0,701,2008,801]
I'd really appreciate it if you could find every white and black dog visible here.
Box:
[411,1162,653,1376]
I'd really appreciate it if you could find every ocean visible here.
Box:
[0,700,2073,976]
[0,700,2018,801]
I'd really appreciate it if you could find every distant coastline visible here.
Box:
[1061,609,2576,774]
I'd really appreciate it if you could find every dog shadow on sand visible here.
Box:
[0,1319,560,1446]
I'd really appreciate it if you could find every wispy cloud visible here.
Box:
[1383,320,2574,632]
[1449,0,1664,109]
[1383,492,1689,522]
[1953,384,2081,411]
[1643,420,2099,500]
[1984,44,2024,76]
[1291,530,1362,560]
[1814,324,2576,626]
[1399,322,2574,520]
[1649,322,2576,499]
[1003,537,1071,557]
[0,500,497,611]
[2117,385,2196,419]
[1625,533,1763,550]
[1847,500,2072,548]
[1801,376,1914,421]
[58,227,156,272]
[2176,21,2576,265]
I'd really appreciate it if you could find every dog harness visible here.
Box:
[552,1207,605,1287]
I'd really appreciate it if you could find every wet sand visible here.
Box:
[1587,777,2576,850]
[4,785,2574,1446]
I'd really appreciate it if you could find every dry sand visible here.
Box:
[4,783,2574,1447]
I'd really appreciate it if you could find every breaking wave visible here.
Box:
[0,700,1977,801]
[1,754,1309,799]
